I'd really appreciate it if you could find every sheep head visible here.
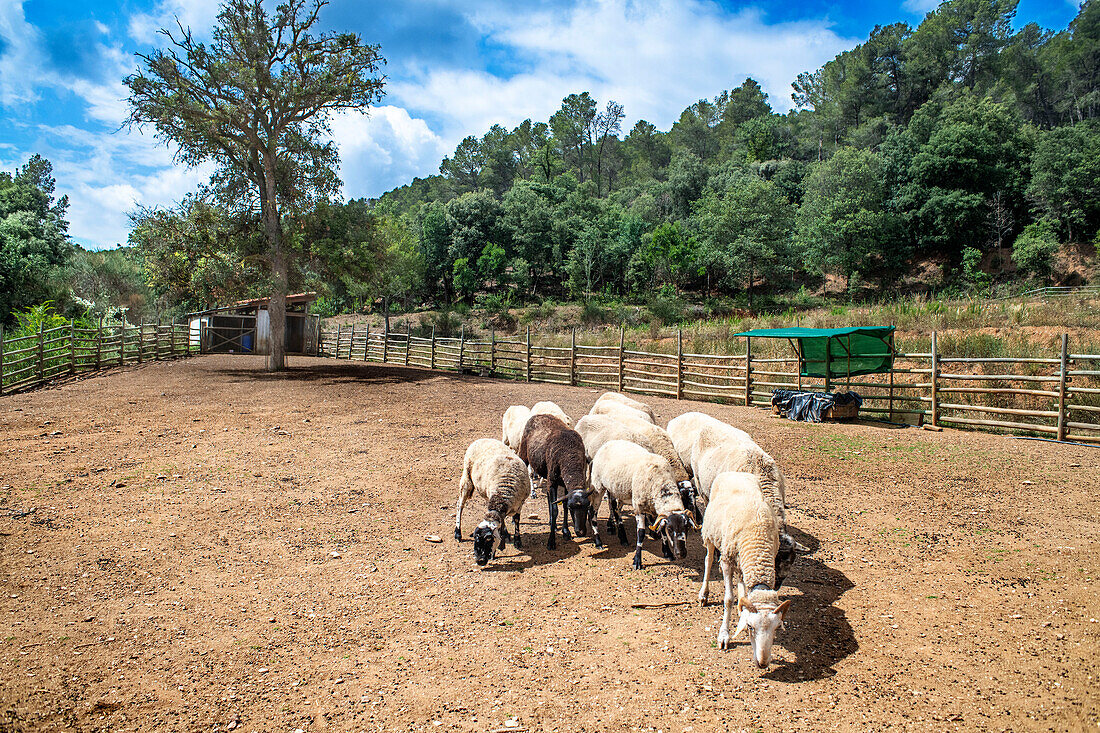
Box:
[649,511,694,559]
[473,520,502,566]
[557,488,593,536]
[734,597,791,668]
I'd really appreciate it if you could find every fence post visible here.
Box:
[362,324,369,361]
[888,333,895,422]
[383,322,389,363]
[405,323,411,367]
[569,328,576,386]
[744,336,752,406]
[430,326,436,369]
[137,323,144,364]
[489,328,496,376]
[930,331,939,427]
[69,321,76,375]
[37,319,45,384]
[676,329,683,400]
[0,324,5,396]
[1057,333,1069,441]
[96,316,104,370]
[618,326,625,393]
[458,325,465,372]
[525,326,531,382]
[156,320,163,361]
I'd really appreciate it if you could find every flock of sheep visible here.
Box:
[453,392,808,668]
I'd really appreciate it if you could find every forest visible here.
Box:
[2,0,1098,327]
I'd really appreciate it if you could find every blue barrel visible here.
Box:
[241,332,254,352]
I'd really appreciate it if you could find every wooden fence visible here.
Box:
[0,320,198,395]
[319,323,1100,444]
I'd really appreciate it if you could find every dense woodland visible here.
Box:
[2,0,1099,327]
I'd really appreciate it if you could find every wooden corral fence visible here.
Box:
[0,320,198,395]
[319,323,1100,445]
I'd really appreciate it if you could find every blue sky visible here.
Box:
[0,0,1079,250]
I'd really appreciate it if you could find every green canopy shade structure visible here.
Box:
[734,326,896,383]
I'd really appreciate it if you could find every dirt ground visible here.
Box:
[1,355,1098,732]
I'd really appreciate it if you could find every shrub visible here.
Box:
[1012,220,1059,279]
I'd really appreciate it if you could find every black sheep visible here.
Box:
[518,414,601,550]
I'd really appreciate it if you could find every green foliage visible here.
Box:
[1027,121,1100,242]
[960,247,993,291]
[797,147,891,294]
[1012,220,1059,278]
[0,155,72,325]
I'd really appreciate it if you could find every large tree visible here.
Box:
[125,0,385,370]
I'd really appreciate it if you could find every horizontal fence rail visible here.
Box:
[0,319,198,395]
[318,324,1100,445]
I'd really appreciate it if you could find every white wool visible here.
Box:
[593,392,657,422]
[501,405,532,450]
[531,400,572,427]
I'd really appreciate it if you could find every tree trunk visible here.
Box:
[261,154,287,372]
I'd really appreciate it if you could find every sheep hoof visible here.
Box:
[514,537,523,549]
[561,529,572,541]
[593,540,604,550]
[605,521,615,533]
[547,539,556,551]
[718,631,731,650]
[632,559,643,571]
[698,596,708,607]
[453,528,462,541]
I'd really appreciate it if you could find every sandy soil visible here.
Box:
[1,355,1098,732]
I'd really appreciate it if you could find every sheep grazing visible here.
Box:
[518,414,599,550]
[669,412,807,588]
[588,399,654,425]
[593,392,657,423]
[501,405,533,450]
[531,400,572,427]
[576,413,694,512]
[589,440,698,570]
[666,411,753,474]
[455,439,532,566]
[697,471,791,667]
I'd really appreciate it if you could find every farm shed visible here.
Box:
[735,326,896,390]
[188,293,321,355]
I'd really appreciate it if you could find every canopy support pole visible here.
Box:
[824,337,831,393]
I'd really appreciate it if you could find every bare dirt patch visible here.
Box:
[1,355,1098,732]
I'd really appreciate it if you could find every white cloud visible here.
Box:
[0,0,46,106]
[128,0,223,43]
[902,0,940,13]
[383,0,856,186]
[329,105,449,198]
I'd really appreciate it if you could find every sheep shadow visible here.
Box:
[765,556,857,682]
[479,530,585,572]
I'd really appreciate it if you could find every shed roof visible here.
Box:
[734,326,896,379]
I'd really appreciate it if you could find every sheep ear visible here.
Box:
[775,599,792,621]
[793,541,812,555]
[738,597,757,614]
[733,611,749,639]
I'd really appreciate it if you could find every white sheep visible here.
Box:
[698,471,791,667]
[690,424,786,526]
[588,399,654,425]
[501,405,532,450]
[593,392,657,422]
[666,412,753,472]
[455,438,532,566]
[589,440,698,569]
[576,412,694,511]
[531,400,572,427]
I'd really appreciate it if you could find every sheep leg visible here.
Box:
[660,536,674,560]
[512,513,522,549]
[454,474,474,541]
[559,494,572,542]
[698,541,715,606]
[717,557,735,650]
[546,486,558,550]
[609,497,629,546]
[589,506,603,549]
[632,514,646,570]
